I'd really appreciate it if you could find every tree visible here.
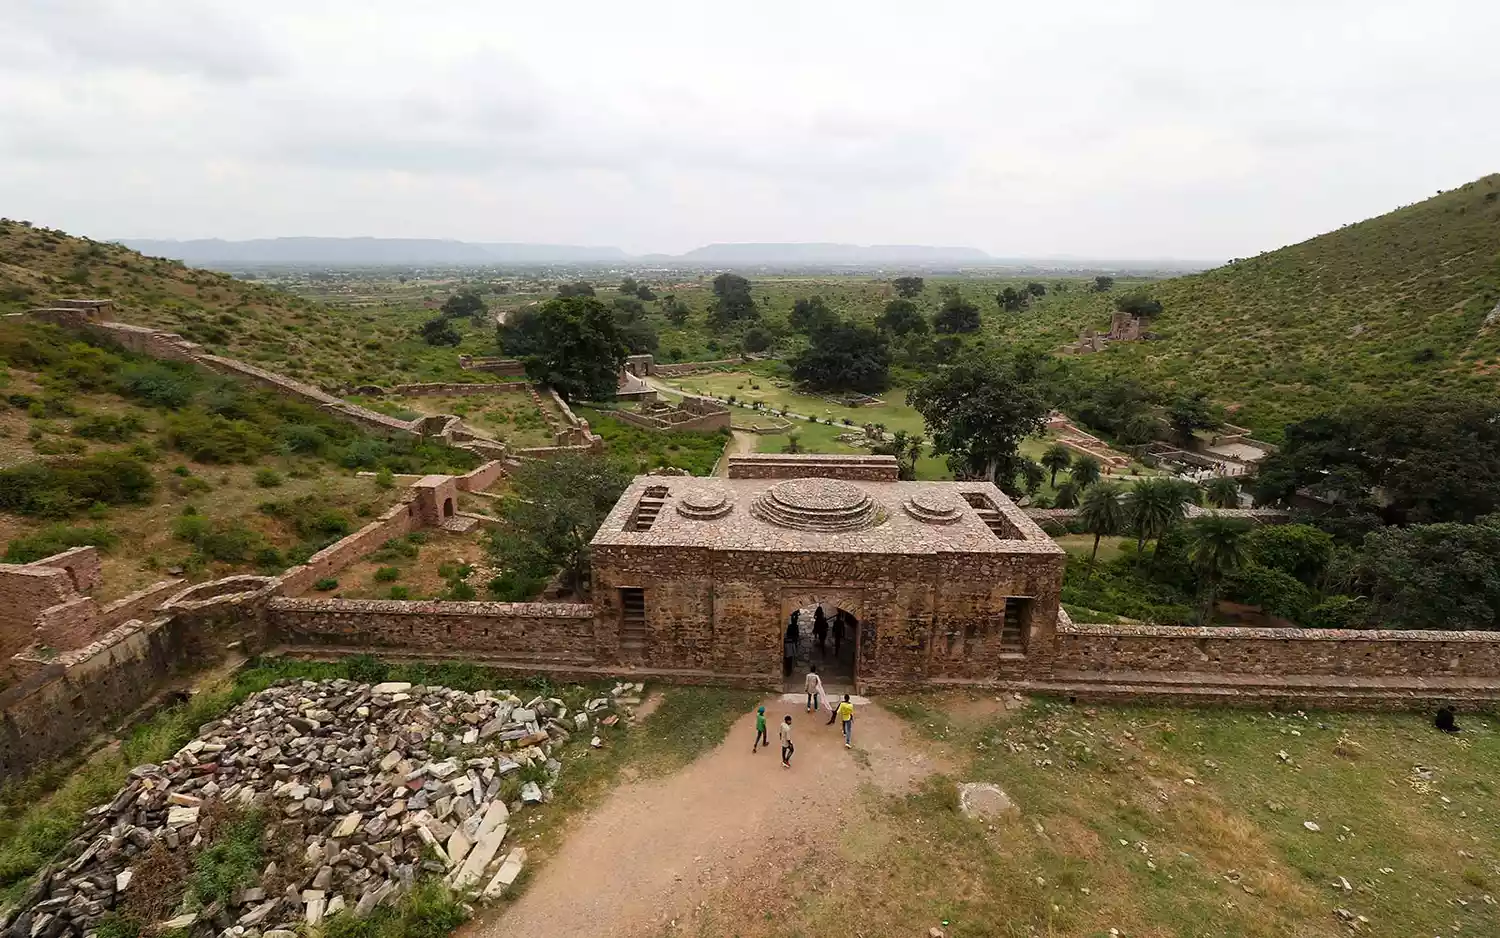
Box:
[1353,515,1500,630]
[635,284,657,302]
[1053,481,1080,509]
[908,351,1050,494]
[1078,482,1127,575]
[782,432,804,454]
[892,276,925,298]
[484,453,630,594]
[1026,281,1047,298]
[1041,443,1072,487]
[441,289,487,320]
[996,286,1030,313]
[618,277,639,295]
[710,273,757,326]
[1070,454,1102,489]
[1188,515,1253,624]
[789,321,890,393]
[661,294,690,326]
[1053,280,1071,294]
[1204,476,1240,508]
[1092,276,1115,292]
[877,298,928,336]
[1018,457,1046,496]
[789,296,838,334]
[498,296,628,401]
[1245,523,1334,588]
[742,326,774,353]
[1115,290,1163,318]
[933,287,981,334]
[1125,476,1192,559]
[872,429,925,480]
[419,316,461,346]
[557,281,596,298]
[1168,390,1218,444]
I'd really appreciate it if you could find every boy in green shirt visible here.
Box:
[752,705,768,752]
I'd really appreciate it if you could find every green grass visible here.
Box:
[576,407,728,476]
[761,696,1500,938]
[665,370,929,436]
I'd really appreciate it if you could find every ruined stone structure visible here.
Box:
[611,396,731,434]
[1059,310,1151,355]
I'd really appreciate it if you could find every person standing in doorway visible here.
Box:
[804,666,824,713]
[837,694,855,748]
[779,714,795,768]
[752,705,768,753]
[812,607,828,654]
[784,612,801,676]
[831,612,845,659]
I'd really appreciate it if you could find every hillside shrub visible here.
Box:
[165,410,274,464]
[4,524,119,563]
[314,578,339,591]
[72,413,145,442]
[0,453,156,517]
[253,468,283,488]
[116,362,198,408]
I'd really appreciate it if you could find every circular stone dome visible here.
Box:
[676,487,734,520]
[751,478,879,532]
[902,489,964,525]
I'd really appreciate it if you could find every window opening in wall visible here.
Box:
[1001,597,1029,652]
[626,486,670,531]
[619,587,647,656]
[962,492,1022,539]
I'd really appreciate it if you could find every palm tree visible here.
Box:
[1188,515,1253,624]
[1040,443,1072,487]
[1126,477,1191,560]
[1018,458,1046,496]
[1078,482,1127,576]
[1205,476,1240,509]
[1053,481,1080,509]
[1071,454,1103,489]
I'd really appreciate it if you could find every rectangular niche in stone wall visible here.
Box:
[962,492,1024,539]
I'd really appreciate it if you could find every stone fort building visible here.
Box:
[590,454,1066,691]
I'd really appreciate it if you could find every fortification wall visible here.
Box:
[267,598,597,664]
[457,460,507,493]
[388,382,530,396]
[651,358,744,376]
[277,502,416,596]
[458,356,527,377]
[726,454,899,481]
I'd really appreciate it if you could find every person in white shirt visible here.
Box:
[804,666,825,713]
[779,715,795,768]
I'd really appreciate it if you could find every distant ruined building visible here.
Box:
[1060,309,1153,355]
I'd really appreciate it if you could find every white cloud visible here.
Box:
[0,0,1496,257]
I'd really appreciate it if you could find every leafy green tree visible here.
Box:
[789,296,838,334]
[1204,475,1240,508]
[484,453,630,593]
[1115,290,1163,318]
[1026,281,1047,298]
[498,296,628,401]
[782,432,803,454]
[661,294,690,326]
[1053,280,1071,294]
[933,287,981,334]
[1092,275,1115,292]
[908,351,1049,494]
[710,273,758,326]
[1041,443,1072,487]
[1070,454,1102,489]
[789,320,890,393]
[1018,457,1046,496]
[635,283,657,301]
[1226,563,1315,623]
[557,281,596,298]
[996,286,1030,312]
[419,316,461,346]
[1187,515,1253,624]
[1053,481,1080,509]
[1168,390,1218,444]
[742,326,774,354]
[1245,522,1335,588]
[872,429,925,480]
[892,276,925,298]
[1125,476,1192,559]
[877,298,928,336]
[618,276,640,295]
[1352,515,1500,629]
[1078,481,1127,575]
[1060,373,1161,444]
[441,289,487,319]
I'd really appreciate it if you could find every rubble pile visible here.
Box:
[2,678,646,938]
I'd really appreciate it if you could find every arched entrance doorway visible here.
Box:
[442,497,454,518]
[780,590,862,693]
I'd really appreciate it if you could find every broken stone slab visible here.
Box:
[332,812,362,838]
[520,783,543,805]
[165,806,200,828]
[482,847,527,897]
[510,708,537,724]
[452,823,507,891]
[446,829,472,869]
[155,913,198,932]
[371,683,413,695]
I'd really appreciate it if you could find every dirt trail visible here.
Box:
[715,430,758,476]
[476,697,944,938]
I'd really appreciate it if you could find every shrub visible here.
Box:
[4,524,118,563]
[253,468,284,488]
[487,571,545,601]
[388,586,411,600]
[173,515,261,564]
[314,578,339,591]
[0,453,156,517]
[165,410,273,464]
[447,581,477,601]
[72,412,146,442]
[375,467,395,490]
[374,566,400,582]
[116,362,198,408]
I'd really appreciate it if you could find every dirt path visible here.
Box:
[715,430,759,476]
[477,697,945,938]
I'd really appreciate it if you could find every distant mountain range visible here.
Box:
[120,238,629,266]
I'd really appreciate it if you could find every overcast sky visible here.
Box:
[1,0,1496,259]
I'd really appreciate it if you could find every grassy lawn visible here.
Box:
[737,696,1500,938]
[1056,533,1132,565]
[663,371,929,436]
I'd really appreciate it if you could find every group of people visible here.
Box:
[781,606,851,676]
[751,666,855,768]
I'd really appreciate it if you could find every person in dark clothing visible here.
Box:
[1435,707,1460,733]
[784,614,800,675]
[831,613,845,658]
[812,607,828,653]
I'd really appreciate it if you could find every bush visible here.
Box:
[447,581,477,601]
[116,362,198,408]
[72,413,145,442]
[314,578,339,591]
[374,566,400,582]
[487,571,546,601]
[0,453,156,517]
[253,468,284,488]
[388,586,411,600]
[4,524,118,563]
[375,467,395,490]
[165,410,273,464]
[173,514,261,564]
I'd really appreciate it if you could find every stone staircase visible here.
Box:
[620,588,647,658]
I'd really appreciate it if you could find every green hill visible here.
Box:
[0,219,496,387]
[1018,175,1500,436]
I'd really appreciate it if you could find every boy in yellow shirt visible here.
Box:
[836,695,854,748]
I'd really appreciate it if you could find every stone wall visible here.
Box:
[0,565,78,660]
[650,358,745,377]
[388,382,530,397]
[456,460,508,493]
[458,356,527,377]
[278,502,415,596]
[726,454,900,481]
[267,598,597,665]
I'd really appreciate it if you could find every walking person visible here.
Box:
[812,607,828,655]
[779,714,795,768]
[804,666,824,713]
[752,705,768,753]
[837,694,855,748]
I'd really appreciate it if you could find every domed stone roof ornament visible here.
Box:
[751,478,880,532]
